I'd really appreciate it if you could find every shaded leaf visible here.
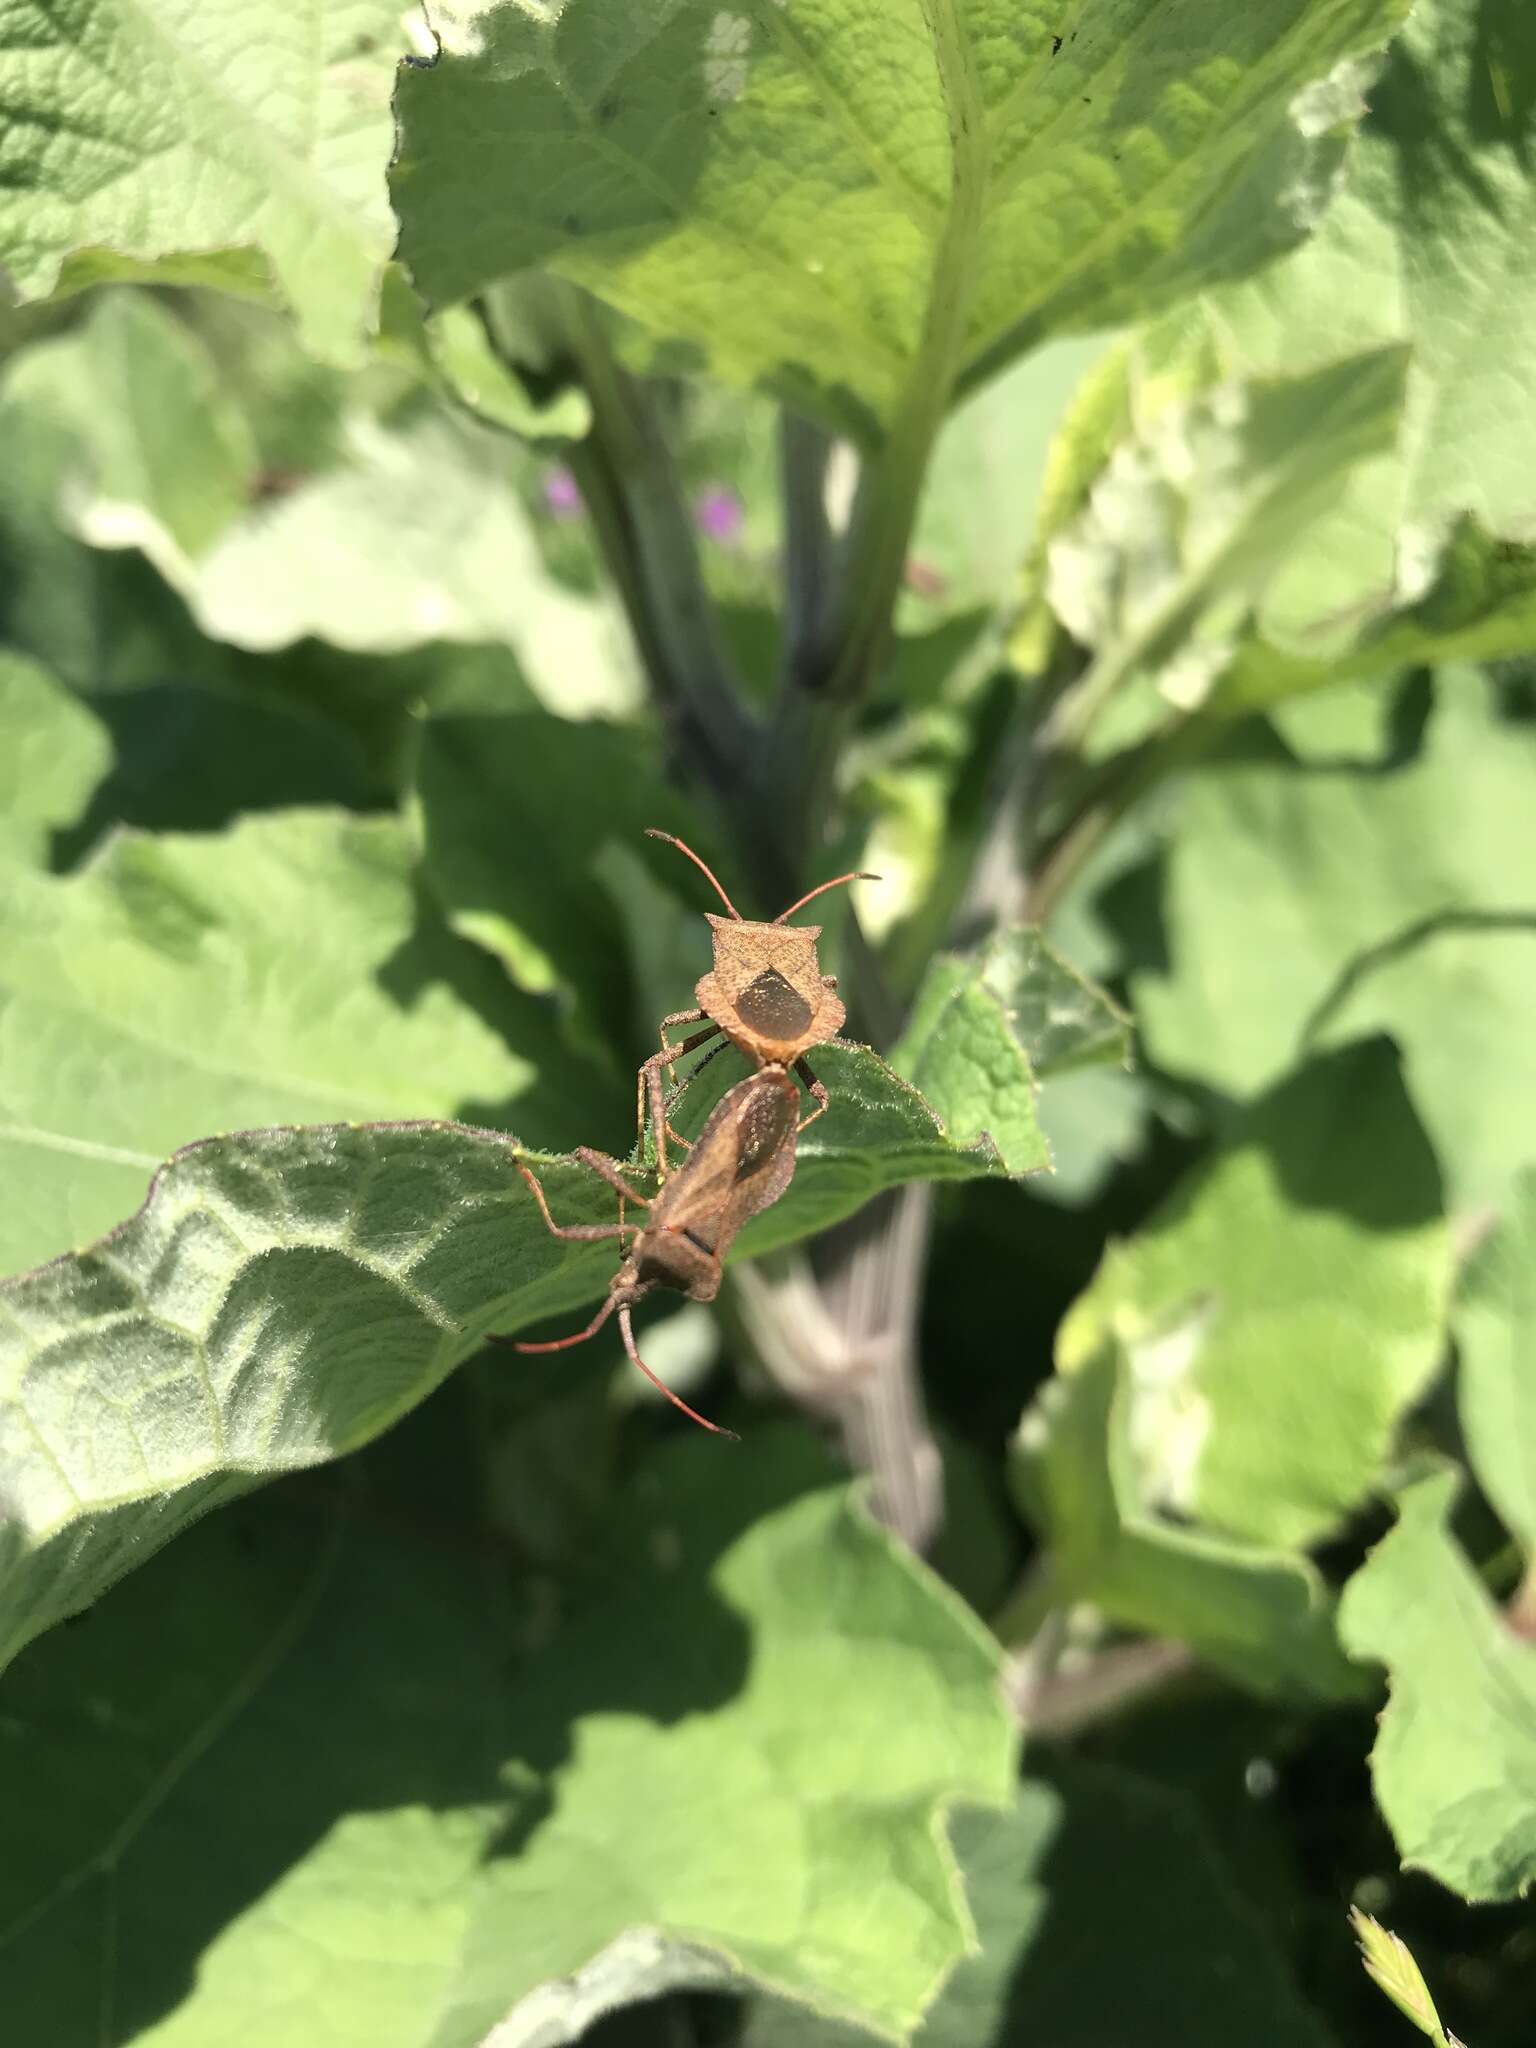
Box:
[414,706,703,1053]
[1011,1343,1362,1699]
[1131,675,1536,1211]
[1339,1465,1536,1904]
[392,0,1404,435]
[1057,1040,1451,1549]
[0,808,618,1279]
[1456,1168,1536,1555]
[738,1761,1334,2047]
[443,1433,1015,2044]
[0,0,408,362]
[0,655,110,864]
[0,1431,1016,2044]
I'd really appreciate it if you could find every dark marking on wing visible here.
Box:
[735,1085,796,1180]
[736,966,814,1039]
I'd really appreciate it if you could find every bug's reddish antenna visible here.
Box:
[502,1294,619,1354]
[620,1304,739,1438]
[644,828,743,920]
[772,870,881,925]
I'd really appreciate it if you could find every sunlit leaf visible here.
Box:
[1339,1465,1536,1904]
[392,0,1404,435]
[1057,1041,1451,1549]
[0,0,409,361]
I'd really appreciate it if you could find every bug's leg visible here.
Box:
[661,1034,734,1151]
[489,1289,620,1353]
[619,1303,739,1440]
[639,1022,719,1174]
[821,975,839,990]
[793,1056,830,1134]
[517,1161,640,1243]
[573,1147,653,1210]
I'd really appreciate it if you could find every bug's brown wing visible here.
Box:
[726,1070,799,1227]
[650,1070,798,1262]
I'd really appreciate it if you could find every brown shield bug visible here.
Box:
[498,1063,802,1437]
[637,830,877,1170]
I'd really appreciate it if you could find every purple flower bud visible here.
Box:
[695,486,744,545]
[543,466,582,518]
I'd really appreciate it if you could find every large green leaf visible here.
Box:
[1130,676,1536,1212]
[0,1040,1024,1670]
[737,1761,1334,2046]
[0,807,619,1279]
[0,1432,1016,2044]
[1456,1169,1536,1556]
[0,654,110,864]
[1339,1465,1536,1904]
[391,0,1405,435]
[1056,1040,1451,1549]
[0,0,408,362]
[1011,1343,1361,1699]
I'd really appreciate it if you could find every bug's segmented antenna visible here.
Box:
[644,828,743,920]
[772,870,881,925]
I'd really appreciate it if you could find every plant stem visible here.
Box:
[778,410,841,697]
[767,0,988,852]
[530,286,761,805]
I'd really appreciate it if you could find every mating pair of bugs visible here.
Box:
[496,831,874,1439]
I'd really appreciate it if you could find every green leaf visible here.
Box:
[1011,1343,1362,1699]
[1057,1040,1451,1549]
[1339,1465,1536,1904]
[891,947,1048,1179]
[1042,346,1408,737]
[0,807,619,1279]
[414,706,703,1044]
[1130,675,1536,1211]
[0,1037,1021,1667]
[0,655,110,864]
[0,1432,1017,2042]
[8,292,258,580]
[375,272,593,441]
[976,926,1132,1082]
[391,0,1405,435]
[1201,517,1536,725]
[1197,0,1536,615]
[737,1761,1335,2046]
[1456,1169,1536,1555]
[176,407,638,709]
[1351,1910,1463,2047]
[0,0,408,363]
[442,1433,1016,2043]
